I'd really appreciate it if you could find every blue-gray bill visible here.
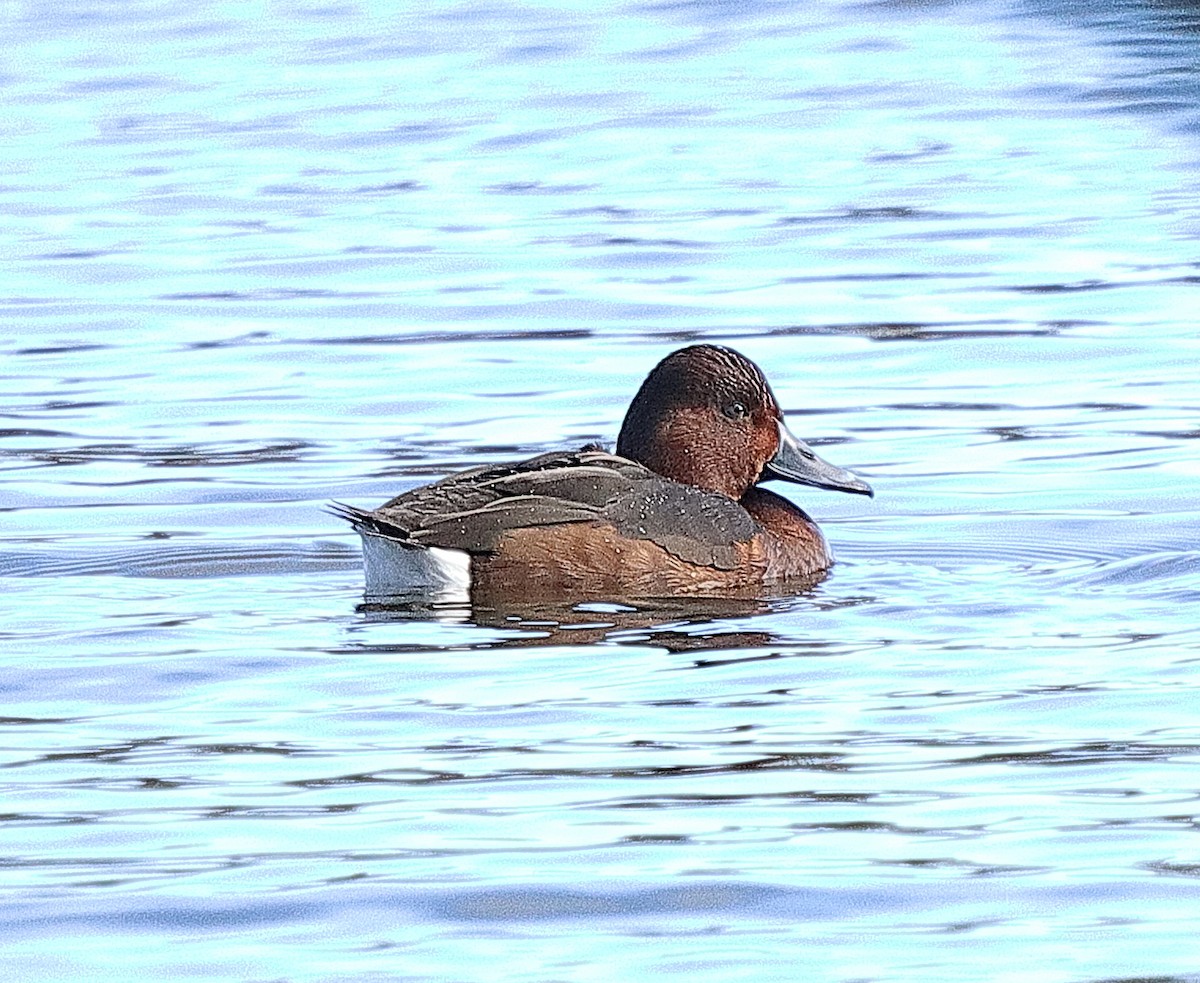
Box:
[765,421,874,497]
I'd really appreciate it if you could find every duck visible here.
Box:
[330,344,872,601]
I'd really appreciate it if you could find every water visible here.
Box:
[3,0,1200,979]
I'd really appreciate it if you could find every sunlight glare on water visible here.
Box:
[2,1,1200,981]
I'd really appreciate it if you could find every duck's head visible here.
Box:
[616,344,873,501]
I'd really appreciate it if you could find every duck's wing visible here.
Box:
[600,479,756,570]
[336,451,634,548]
[332,450,758,570]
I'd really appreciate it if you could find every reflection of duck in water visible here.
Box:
[332,345,871,603]
[354,589,786,649]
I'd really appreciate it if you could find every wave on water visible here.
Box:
[0,541,361,579]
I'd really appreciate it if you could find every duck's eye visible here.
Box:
[722,400,748,420]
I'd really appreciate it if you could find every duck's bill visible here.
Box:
[765,421,874,497]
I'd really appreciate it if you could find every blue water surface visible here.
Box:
[3,1,1200,980]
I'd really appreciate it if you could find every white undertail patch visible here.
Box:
[359,532,471,602]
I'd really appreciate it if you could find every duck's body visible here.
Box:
[333,345,871,601]
[330,448,832,599]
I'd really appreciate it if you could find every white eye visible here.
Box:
[722,400,748,420]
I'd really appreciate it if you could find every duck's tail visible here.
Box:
[328,502,471,595]
[326,502,419,545]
